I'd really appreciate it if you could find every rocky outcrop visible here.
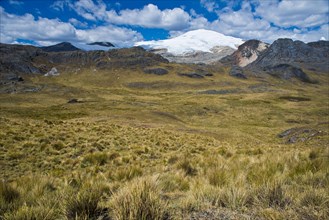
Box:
[44,67,59,76]
[143,68,168,75]
[229,65,247,79]
[178,72,213,78]
[278,127,324,144]
[222,40,269,67]
[234,40,269,67]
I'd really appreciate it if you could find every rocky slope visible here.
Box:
[221,40,269,67]
[0,43,168,75]
[249,39,329,72]
[220,38,329,82]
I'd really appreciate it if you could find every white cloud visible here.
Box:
[69,18,88,28]
[0,6,143,47]
[0,7,77,43]
[72,0,107,21]
[200,0,219,12]
[2,0,328,47]
[255,0,329,28]
[76,26,143,47]
[8,0,23,5]
[105,4,191,30]
[195,0,328,43]
[50,0,68,11]
[62,1,191,31]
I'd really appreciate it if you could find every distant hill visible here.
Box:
[40,42,81,52]
[0,43,168,75]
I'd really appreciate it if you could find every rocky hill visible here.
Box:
[0,43,168,75]
[220,38,329,82]
[249,39,329,72]
[40,42,81,52]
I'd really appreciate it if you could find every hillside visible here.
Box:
[0,40,328,219]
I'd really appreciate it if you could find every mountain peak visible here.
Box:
[135,29,244,56]
[40,42,81,52]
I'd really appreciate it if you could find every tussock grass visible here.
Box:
[0,67,328,218]
[109,176,169,220]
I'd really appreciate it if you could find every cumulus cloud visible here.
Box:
[105,4,191,30]
[203,0,329,43]
[255,0,329,28]
[0,7,77,44]
[76,26,143,47]
[2,0,328,46]
[0,6,143,47]
[55,1,191,31]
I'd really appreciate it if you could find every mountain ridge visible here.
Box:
[40,42,81,52]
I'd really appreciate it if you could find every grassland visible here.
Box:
[0,65,328,219]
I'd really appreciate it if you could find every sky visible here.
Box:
[0,0,328,47]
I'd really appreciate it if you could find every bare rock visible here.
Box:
[143,68,168,75]
[44,67,59,76]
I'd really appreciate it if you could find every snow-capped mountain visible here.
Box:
[135,29,244,63]
[135,29,244,55]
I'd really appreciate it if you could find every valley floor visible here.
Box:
[0,67,328,219]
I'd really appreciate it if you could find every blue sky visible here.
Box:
[0,0,328,47]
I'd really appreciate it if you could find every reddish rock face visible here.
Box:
[232,40,269,67]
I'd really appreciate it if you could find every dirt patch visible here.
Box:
[279,96,311,102]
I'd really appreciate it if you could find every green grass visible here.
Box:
[0,66,328,219]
